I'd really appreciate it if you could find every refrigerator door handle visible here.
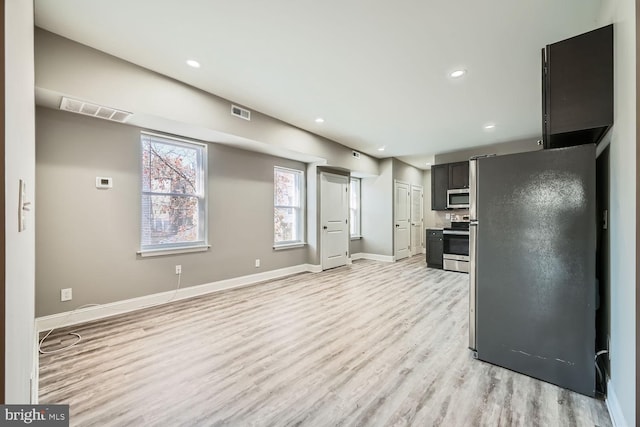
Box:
[469,158,477,221]
[469,221,478,352]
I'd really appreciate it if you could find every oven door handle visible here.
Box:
[443,230,469,236]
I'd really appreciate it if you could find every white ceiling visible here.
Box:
[34,0,604,167]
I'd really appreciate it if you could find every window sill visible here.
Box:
[350,235,362,241]
[137,245,211,258]
[273,242,307,251]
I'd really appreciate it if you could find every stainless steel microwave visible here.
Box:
[447,188,470,209]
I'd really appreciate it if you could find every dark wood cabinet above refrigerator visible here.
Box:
[542,24,613,150]
[448,161,470,189]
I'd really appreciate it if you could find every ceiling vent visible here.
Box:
[231,104,251,121]
[59,97,132,123]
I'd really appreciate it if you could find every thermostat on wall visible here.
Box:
[96,177,113,189]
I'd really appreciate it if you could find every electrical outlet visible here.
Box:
[60,288,72,302]
[255,259,260,268]
[175,265,182,275]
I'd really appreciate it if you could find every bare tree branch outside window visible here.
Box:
[274,167,303,244]
[141,134,206,250]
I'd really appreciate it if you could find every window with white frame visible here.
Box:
[350,177,361,237]
[140,132,207,254]
[274,166,304,246]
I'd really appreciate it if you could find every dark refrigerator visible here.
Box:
[468,143,596,396]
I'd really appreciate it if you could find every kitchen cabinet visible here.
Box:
[542,24,613,149]
[431,161,469,210]
[448,161,469,189]
[431,164,448,211]
[426,229,443,268]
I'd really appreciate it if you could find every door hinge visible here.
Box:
[345,219,348,224]
[345,251,348,256]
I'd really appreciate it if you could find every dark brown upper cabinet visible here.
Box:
[542,24,613,150]
[431,161,470,210]
[448,161,469,189]
[431,164,448,211]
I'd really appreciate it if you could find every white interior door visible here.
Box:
[321,172,349,270]
[394,181,410,261]
[410,185,424,255]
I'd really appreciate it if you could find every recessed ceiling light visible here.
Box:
[484,123,496,130]
[378,147,385,152]
[186,59,201,68]
[315,117,325,123]
[450,69,466,78]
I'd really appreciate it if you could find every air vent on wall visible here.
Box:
[59,97,132,123]
[352,151,361,159]
[231,104,251,121]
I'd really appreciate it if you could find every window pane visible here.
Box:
[350,178,361,236]
[350,180,359,207]
[350,208,357,235]
[141,133,207,252]
[142,139,200,195]
[142,195,202,246]
[274,169,299,207]
[274,166,304,245]
[274,207,299,242]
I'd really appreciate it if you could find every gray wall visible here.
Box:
[350,238,364,254]
[434,138,542,164]
[422,170,437,228]
[597,0,636,424]
[361,159,393,256]
[392,158,423,186]
[5,0,36,403]
[34,29,379,177]
[36,107,308,316]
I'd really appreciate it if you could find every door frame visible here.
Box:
[1,0,6,403]
[410,184,424,256]
[320,171,350,270]
[393,180,411,261]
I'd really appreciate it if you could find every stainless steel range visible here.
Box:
[443,221,469,273]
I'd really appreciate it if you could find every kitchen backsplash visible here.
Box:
[432,209,470,228]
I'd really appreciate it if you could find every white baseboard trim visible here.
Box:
[36,263,316,332]
[606,379,628,427]
[306,264,323,273]
[350,253,395,263]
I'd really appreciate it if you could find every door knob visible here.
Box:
[323,226,328,230]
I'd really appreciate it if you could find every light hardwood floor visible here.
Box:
[39,256,612,426]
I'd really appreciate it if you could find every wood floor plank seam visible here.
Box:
[39,256,611,427]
